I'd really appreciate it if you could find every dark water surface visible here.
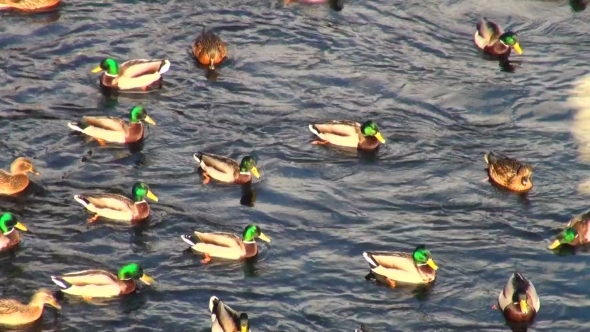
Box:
[1,0,590,331]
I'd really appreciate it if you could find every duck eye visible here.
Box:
[521,177,528,185]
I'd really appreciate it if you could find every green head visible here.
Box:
[239,313,249,332]
[239,156,260,178]
[117,263,154,285]
[0,212,28,234]
[242,224,271,243]
[131,182,159,202]
[499,32,523,54]
[92,58,119,75]
[360,120,386,144]
[129,105,156,125]
[548,227,578,249]
[412,245,439,270]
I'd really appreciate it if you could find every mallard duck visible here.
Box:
[209,296,250,332]
[0,0,60,11]
[362,245,438,287]
[73,181,158,223]
[67,105,156,146]
[308,120,386,150]
[0,289,60,326]
[0,212,28,252]
[497,272,540,322]
[192,28,227,70]
[484,152,533,192]
[0,157,40,196]
[180,224,270,263]
[51,263,154,300]
[474,18,523,57]
[548,210,590,249]
[91,58,171,91]
[193,153,260,185]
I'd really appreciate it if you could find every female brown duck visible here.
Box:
[0,0,60,11]
[484,152,532,192]
[0,289,60,326]
[0,157,40,196]
[0,212,28,252]
[192,28,227,70]
[308,120,386,150]
[68,105,156,146]
[497,272,540,322]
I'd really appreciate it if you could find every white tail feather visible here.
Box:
[362,252,378,268]
[180,234,197,246]
[68,122,84,133]
[159,60,171,74]
[51,276,68,289]
[209,295,219,312]
[308,124,321,137]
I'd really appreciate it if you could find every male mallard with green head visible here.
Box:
[209,296,251,332]
[192,28,227,70]
[68,105,156,146]
[548,210,590,250]
[193,153,260,185]
[363,245,438,287]
[0,157,40,196]
[308,120,386,150]
[0,289,60,326]
[73,182,158,224]
[51,263,154,300]
[497,272,540,322]
[181,224,270,263]
[0,212,28,252]
[474,18,523,57]
[484,152,532,192]
[91,58,170,91]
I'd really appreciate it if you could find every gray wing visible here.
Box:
[498,273,516,310]
[477,17,503,43]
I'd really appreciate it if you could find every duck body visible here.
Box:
[74,193,150,223]
[0,157,39,196]
[484,152,532,192]
[209,296,250,332]
[192,29,227,70]
[363,251,437,286]
[92,58,170,91]
[68,117,145,144]
[193,153,260,185]
[498,272,540,322]
[51,270,137,298]
[308,120,386,150]
[474,18,522,58]
[0,289,60,326]
[548,210,590,249]
[0,0,60,12]
[0,229,22,252]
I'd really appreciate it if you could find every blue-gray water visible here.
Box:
[1,0,590,331]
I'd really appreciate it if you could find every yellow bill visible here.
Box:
[375,132,386,144]
[426,258,439,270]
[15,222,28,232]
[258,232,271,242]
[240,325,248,332]
[547,239,561,250]
[91,66,103,73]
[140,273,154,285]
[144,115,156,125]
[519,299,528,313]
[146,190,159,202]
[250,166,260,178]
[513,43,523,55]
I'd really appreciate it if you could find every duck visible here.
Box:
[67,105,156,146]
[474,17,523,57]
[91,58,171,91]
[0,157,40,196]
[362,245,438,287]
[0,0,60,12]
[193,152,260,185]
[73,181,158,224]
[484,152,533,192]
[548,209,590,250]
[0,289,60,326]
[308,120,386,150]
[50,263,154,300]
[180,224,271,263]
[209,296,251,332]
[0,212,28,252]
[192,28,227,70]
[497,272,540,322]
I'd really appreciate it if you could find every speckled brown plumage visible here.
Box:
[484,152,532,192]
[0,289,60,326]
[192,29,227,69]
[0,157,39,196]
[0,0,60,12]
